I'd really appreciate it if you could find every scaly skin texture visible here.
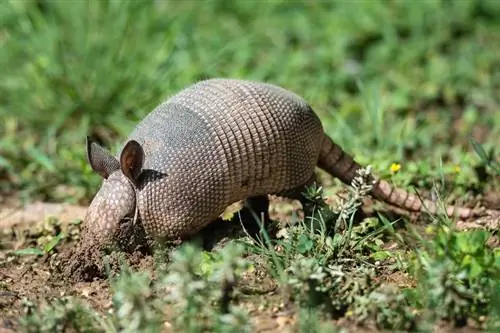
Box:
[83,78,486,248]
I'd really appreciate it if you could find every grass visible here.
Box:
[1,0,499,332]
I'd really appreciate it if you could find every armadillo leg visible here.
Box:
[240,195,271,237]
[277,174,319,218]
[244,195,270,223]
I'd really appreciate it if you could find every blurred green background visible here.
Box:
[1,0,499,204]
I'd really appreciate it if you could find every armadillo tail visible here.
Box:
[317,133,363,185]
[317,133,479,219]
[371,179,476,219]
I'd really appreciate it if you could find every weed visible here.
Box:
[296,307,346,333]
[351,284,417,331]
[20,297,104,333]
[161,242,252,333]
[11,217,81,257]
[470,136,500,179]
[409,222,500,328]
[109,265,164,333]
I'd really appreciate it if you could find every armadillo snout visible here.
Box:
[83,172,137,246]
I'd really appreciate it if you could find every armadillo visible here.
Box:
[84,78,484,247]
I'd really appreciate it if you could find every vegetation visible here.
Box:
[1,0,499,332]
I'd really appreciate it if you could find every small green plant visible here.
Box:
[296,307,347,333]
[109,265,165,332]
[470,137,500,177]
[351,284,417,331]
[20,296,104,333]
[161,242,252,333]
[12,217,81,257]
[409,222,500,328]
[286,258,377,317]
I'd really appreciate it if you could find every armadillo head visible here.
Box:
[83,137,145,248]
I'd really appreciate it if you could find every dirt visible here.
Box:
[1,193,499,332]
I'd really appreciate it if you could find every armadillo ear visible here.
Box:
[120,140,144,185]
[86,136,120,179]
